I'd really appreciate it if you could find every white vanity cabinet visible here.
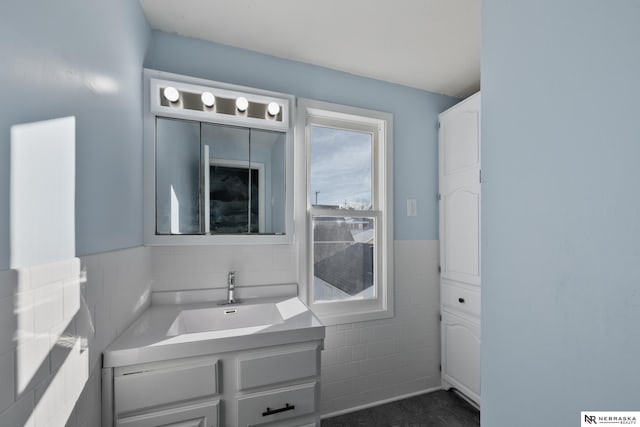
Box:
[104,341,323,427]
[102,293,325,426]
[438,92,481,406]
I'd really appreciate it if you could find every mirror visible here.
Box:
[155,117,286,235]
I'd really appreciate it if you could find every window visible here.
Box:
[297,99,393,325]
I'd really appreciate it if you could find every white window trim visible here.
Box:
[295,98,394,325]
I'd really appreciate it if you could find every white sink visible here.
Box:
[166,297,310,336]
[168,302,283,335]
[103,294,324,368]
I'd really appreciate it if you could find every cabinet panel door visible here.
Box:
[238,344,319,390]
[441,310,480,404]
[116,399,219,427]
[441,106,480,176]
[115,360,218,415]
[439,93,481,287]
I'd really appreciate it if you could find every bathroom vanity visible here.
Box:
[101,287,325,427]
[114,69,324,426]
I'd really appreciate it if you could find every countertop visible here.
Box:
[102,295,325,368]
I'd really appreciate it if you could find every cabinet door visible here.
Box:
[238,344,319,390]
[439,93,481,287]
[115,359,219,415]
[441,310,480,404]
[116,399,219,427]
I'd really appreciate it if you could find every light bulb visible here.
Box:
[267,102,280,116]
[236,97,249,112]
[201,92,215,108]
[163,86,180,103]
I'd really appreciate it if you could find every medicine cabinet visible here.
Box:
[143,69,294,245]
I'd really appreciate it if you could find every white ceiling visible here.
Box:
[139,0,481,99]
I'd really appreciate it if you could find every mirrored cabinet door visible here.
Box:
[246,129,286,234]
[155,118,286,236]
[156,118,203,235]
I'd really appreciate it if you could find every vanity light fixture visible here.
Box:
[201,92,215,108]
[151,76,289,126]
[267,102,280,117]
[236,96,249,112]
[163,86,180,103]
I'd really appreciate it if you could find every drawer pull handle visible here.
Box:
[262,403,295,417]
[458,297,465,304]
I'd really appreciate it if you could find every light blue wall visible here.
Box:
[145,31,457,241]
[0,0,151,270]
[482,1,640,425]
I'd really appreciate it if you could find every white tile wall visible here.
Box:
[0,351,14,413]
[150,244,297,291]
[0,246,152,427]
[319,240,441,416]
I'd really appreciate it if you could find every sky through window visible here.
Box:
[310,125,372,210]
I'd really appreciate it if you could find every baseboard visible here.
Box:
[320,386,442,420]
[451,388,481,411]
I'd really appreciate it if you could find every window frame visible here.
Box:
[296,98,394,325]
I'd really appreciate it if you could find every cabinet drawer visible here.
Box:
[115,360,219,414]
[238,345,319,390]
[117,399,219,427]
[441,282,480,317]
[237,382,317,426]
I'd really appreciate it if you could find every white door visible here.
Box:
[439,93,481,287]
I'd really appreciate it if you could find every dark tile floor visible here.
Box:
[321,390,480,427]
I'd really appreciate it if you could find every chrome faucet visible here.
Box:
[226,271,237,304]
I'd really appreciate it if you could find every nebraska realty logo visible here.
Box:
[582,412,640,425]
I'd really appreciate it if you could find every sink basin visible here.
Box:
[168,301,285,336]
[103,294,324,368]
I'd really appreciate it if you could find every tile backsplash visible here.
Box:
[150,244,297,292]
[0,247,151,427]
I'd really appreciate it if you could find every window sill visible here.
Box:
[310,305,394,326]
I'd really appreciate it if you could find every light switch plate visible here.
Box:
[407,199,417,216]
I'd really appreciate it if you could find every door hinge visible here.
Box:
[439,364,442,372]
[437,193,441,201]
[437,121,441,129]
[439,313,442,321]
[479,169,482,183]
[438,265,441,273]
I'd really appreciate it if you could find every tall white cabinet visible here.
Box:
[438,92,481,406]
